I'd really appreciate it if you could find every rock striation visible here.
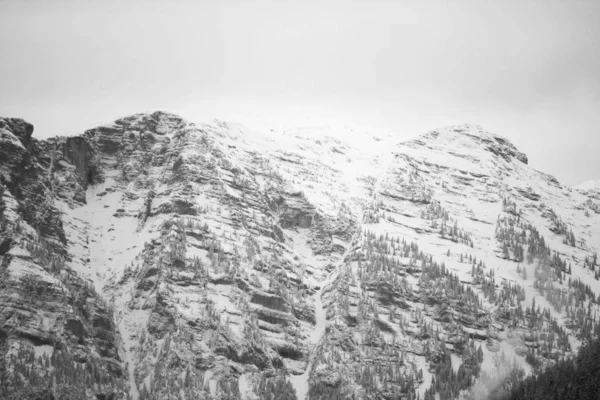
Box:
[0,113,599,400]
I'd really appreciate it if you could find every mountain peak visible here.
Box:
[575,179,600,200]
[0,117,34,151]
[411,124,529,165]
[575,179,600,190]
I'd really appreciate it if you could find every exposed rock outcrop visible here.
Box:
[0,113,598,400]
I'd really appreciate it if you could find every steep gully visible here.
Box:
[288,148,394,399]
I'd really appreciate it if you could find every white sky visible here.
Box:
[1,0,599,185]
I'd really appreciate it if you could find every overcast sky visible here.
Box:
[1,0,599,185]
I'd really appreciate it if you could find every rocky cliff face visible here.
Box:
[0,113,599,400]
[0,118,123,399]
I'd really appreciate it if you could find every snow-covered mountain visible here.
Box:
[0,112,599,400]
[575,179,600,200]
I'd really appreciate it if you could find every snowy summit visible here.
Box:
[0,112,599,400]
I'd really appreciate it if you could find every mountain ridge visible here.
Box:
[1,111,599,400]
